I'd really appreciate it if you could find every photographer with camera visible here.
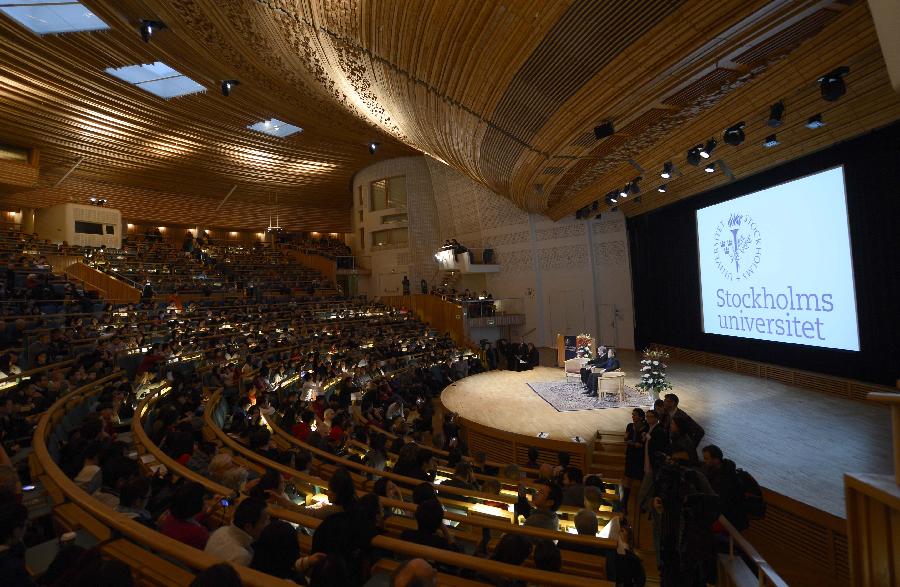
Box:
[644,448,719,587]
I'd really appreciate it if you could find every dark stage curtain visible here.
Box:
[628,121,900,385]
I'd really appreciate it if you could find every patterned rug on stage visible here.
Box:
[527,379,653,412]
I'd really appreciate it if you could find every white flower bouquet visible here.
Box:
[635,348,672,400]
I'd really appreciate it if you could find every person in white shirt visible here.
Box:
[73,443,102,494]
[205,497,270,565]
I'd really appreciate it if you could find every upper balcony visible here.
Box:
[434,246,499,274]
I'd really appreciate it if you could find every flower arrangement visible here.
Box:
[636,348,672,400]
[575,333,594,358]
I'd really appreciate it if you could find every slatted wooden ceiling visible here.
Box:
[0,0,898,229]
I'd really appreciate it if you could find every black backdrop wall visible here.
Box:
[628,121,900,386]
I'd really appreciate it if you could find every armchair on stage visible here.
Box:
[558,333,626,401]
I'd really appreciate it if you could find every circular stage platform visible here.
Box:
[440,366,640,443]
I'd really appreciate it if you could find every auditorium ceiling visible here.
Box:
[0,0,898,231]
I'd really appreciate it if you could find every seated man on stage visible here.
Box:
[584,349,620,397]
[579,346,609,386]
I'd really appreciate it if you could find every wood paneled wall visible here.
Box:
[380,294,468,348]
[64,261,141,303]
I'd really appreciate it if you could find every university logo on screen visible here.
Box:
[710,212,835,344]
[713,213,761,281]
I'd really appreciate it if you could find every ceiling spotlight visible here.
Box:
[593,121,614,140]
[704,162,716,173]
[806,113,825,129]
[368,142,379,154]
[660,162,672,179]
[618,185,629,199]
[768,101,785,127]
[818,66,849,101]
[658,184,668,193]
[699,138,716,159]
[763,134,779,148]
[687,147,702,166]
[629,177,642,195]
[221,80,239,97]
[606,192,618,205]
[139,19,165,43]
[723,122,745,146]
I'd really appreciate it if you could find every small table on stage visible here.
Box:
[597,370,626,402]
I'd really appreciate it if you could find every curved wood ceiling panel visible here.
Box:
[0,0,897,230]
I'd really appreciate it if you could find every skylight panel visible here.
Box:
[248,118,303,138]
[104,61,205,99]
[0,1,109,35]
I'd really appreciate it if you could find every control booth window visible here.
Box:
[370,176,407,211]
[371,227,408,248]
[74,220,103,235]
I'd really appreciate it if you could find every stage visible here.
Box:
[440,350,893,518]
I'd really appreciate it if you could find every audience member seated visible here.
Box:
[157,481,212,549]
[204,497,270,565]
[399,498,460,553]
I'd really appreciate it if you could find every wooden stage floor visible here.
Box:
[440,350,892,518]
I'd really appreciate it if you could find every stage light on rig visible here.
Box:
[699,138,716,159]
[818,66,849,101]
[629,177,641,195]
[618,185,629,199]
[763,134,780,148]
[768,101,785,127]
[687,146,702,166]
[806,113,825,129]
[723,122,745,146]
[139,19,165,43]
[660,162,672,179]
[368,142,379,155]
[221,80,239,97]
[658,184,668,193]
[704,162,716,173]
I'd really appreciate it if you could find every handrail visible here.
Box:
[0,359,75,388]
[718,515,790,587]
[32,375,298,586]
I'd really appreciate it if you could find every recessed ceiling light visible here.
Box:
[0,1,109,35]
[763,134,779,148]
[105,62,205,99]
[248,118,303,137]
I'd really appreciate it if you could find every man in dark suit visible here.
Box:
[579,346,609,386]
[663,393,705,447]
[584,349,620,397]
[643,409,669,479]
